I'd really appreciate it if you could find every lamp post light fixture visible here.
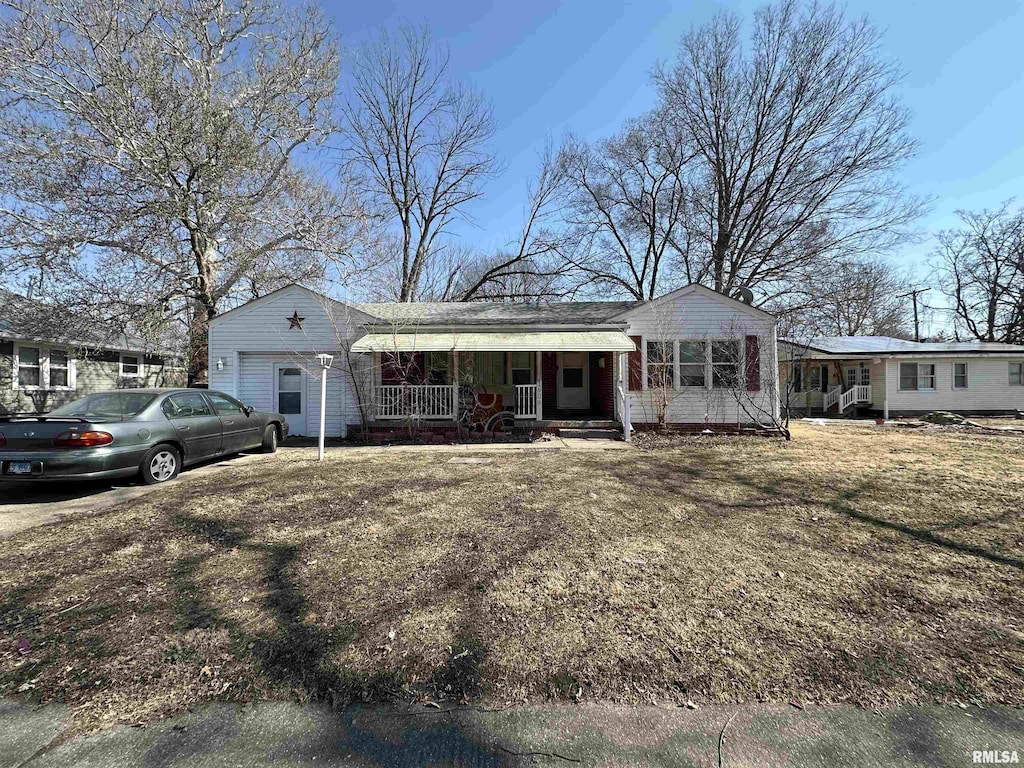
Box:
[315,354,333,461]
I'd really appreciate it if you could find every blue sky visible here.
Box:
[328,0,1023,326]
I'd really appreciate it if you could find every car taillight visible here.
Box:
[0,432,5,448]
[54,431,114,447]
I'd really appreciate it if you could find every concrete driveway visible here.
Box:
[0,452,269,539]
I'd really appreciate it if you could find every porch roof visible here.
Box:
[350,329,637,353]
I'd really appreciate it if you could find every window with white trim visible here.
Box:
[899,362,936,391]
[13,345,75,390]
[120,353,141,378]
[711,340,740,389]
[426,351,449,385]
[646,340,674,389]
[49,349,69,387]
[953,362,968,389]
[678,341,707,387]
[16,346,40,387]
[1010,362,1023,387]
[510,351,534,386]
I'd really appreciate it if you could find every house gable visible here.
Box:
[611,283,775,325]
[210,284,379,329]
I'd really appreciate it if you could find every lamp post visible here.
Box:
[315,353,333,461]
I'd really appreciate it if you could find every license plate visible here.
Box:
[7,462,32,475]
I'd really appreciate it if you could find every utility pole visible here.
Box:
[899,288,929,342]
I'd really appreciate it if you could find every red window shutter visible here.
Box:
[745,335,761,391]
[628,336,643,391]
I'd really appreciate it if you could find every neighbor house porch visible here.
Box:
[783,357,885,417]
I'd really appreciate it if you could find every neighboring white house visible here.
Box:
[780,336,1024,417]
[207,283,780,439]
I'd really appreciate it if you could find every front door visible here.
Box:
[556,351,589,410]
[275,364,306,436]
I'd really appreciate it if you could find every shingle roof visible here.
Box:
[794,336,1024,355]
[356,300,640,326]
[0,290,157,352]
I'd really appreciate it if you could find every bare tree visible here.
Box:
[343,24,498,302]
[445,144,581,301]
[786,256,914,337]
[559,116,692,300]
[654,0,921,305]
[933,203,1024,344]
[0,0,360,383]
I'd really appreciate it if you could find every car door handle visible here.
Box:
[176,425,190,431]
[223,420,234,426]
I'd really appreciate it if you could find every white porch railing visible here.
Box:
[854,384,871,403]
[823,385,841,411]
[375,384,454,420]
[515,383,540,419]
[373,383,543,420]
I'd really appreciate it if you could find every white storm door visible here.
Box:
[274,364,306,436]
[556,351,589,410]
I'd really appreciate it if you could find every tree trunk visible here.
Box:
[189,239,218,385]
[188,297,216,385]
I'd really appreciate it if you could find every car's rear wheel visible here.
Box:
[140,444,181,485]
[261,424,279,453]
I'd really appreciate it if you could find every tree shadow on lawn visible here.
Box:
[168,485,560,712]
[613,451,1023,571]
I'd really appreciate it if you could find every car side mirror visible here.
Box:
[244,405,254,416]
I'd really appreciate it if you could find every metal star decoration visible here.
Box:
[287,310,305,330]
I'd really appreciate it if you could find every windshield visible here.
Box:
[48,392,157,421]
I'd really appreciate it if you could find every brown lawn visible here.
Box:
[1,422,1022,734]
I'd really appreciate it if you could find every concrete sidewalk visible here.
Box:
[2,699,1021,767]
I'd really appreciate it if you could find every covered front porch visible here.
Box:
[784,357,883,417]
[350,330,637,436]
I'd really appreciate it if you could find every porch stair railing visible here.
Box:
[827,384,872,413]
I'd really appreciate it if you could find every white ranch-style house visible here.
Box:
[780,336,1024,418]
[207,283,781,440]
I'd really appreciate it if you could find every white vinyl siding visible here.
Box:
[885,357,1024,413]
[236,353,355,438]
[208,286,377,435]
[622,287,778,425]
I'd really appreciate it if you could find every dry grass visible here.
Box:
[2,423,1023,734]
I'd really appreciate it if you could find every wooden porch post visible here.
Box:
[535,349,543,421]
[618,351,631,442]
[451,350,459,422]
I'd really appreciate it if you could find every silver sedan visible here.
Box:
[0,389,288,484]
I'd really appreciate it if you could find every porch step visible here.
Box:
[557,428,622,440]
[541,419,619,429]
